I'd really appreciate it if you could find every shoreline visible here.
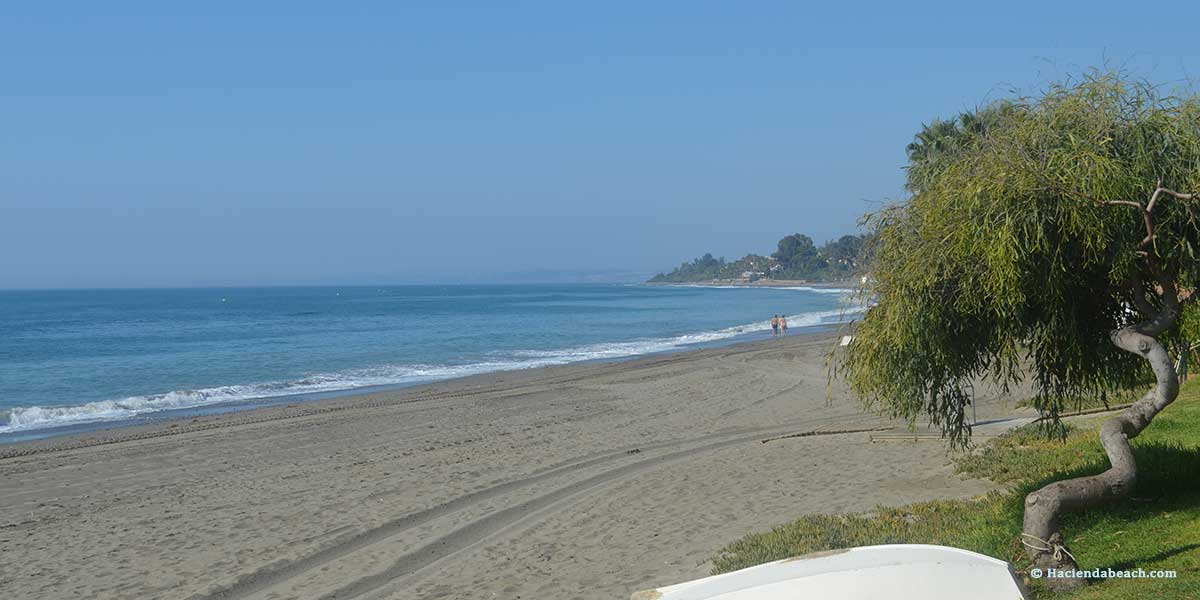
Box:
[1,331,1030,599]
[1,314,857,444]
[0,328,839,455]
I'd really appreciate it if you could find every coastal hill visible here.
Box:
[647,233,867,284]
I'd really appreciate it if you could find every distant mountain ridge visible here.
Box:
[647,233,867,284]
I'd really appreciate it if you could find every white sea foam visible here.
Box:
[772,286,855,294]
[0,306,864,434]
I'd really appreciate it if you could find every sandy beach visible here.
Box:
[0,332,1029,599]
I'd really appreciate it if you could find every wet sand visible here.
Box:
[0,332,1027,599]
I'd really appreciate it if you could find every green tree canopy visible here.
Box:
[649,233,868,283]
[837,71,1200,587]
[772,234,822,275]
[822,235,865,271]
[843,73,1200,443]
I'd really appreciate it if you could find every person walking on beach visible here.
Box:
[771,314,779,336]
[780,315,788,335]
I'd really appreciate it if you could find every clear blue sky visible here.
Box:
[5,2,1200,288]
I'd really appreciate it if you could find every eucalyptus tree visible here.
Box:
[837,73,1200,590]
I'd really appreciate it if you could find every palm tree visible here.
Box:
[905,118,959,164]
[904,118,961,191]
[904,103,1013,191]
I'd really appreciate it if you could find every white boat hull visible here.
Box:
[632,544,1028,599]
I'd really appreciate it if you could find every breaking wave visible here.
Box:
[0,306,863,434]
[773,286,855,294]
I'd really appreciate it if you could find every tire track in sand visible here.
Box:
[194,417,876,600]
[190,426,764,600]
[315,424,883,600]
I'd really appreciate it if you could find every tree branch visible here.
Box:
[1099,200,1144,209]
[1146,185,1198,213]
[1056,185,1199,250]
[1137,186,1198,248]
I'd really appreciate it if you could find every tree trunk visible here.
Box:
[1021,317,1179,591]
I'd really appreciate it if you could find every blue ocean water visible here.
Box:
[0,284,858,441]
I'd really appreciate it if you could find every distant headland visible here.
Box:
[646,233,867,286]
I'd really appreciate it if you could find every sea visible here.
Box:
[0,284,861,442]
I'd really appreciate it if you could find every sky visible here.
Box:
[5,2,1200,288]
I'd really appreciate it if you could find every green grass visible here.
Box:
[1014,389,1142,414]
[711,382,1200,597]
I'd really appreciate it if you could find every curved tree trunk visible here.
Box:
[1020,310,1180,591]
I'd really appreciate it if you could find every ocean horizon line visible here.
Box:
[0,280,659,293]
